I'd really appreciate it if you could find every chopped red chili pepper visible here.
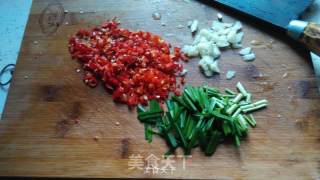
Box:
[69,21,187,107]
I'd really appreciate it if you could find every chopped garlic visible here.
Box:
[199,29,213,40]
[152,12,161,20]
[232,21,242,32]
[217,39,230,48]
[235,32,244,44]
[217,13,223,21]
[226,70,236,80]
[209,60,220,73]
[190,20,199,33]
[192,35,201,45]
[199,56,219,76]
[282,72,288,78]
[211,45,221,59]
[204,70,213,77]
[223,23,233,28]
[227,29,237,44]
[210,33,220,42]
[242,53,256,61]
[219,28,231,35]
[199,56,212,71]
[211,21,224,32]
[218,35,227,42]
[183,19,249,77]
[239,47,252,56]
[179,69,188,76]
[182,45,199,57]
[197,42,211,56]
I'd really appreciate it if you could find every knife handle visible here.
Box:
[287,20,320,56]
[299,23,320,56]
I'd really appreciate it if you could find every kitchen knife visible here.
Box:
[213,0,320,93]
[214,0,320,56]
[302,0,320,94]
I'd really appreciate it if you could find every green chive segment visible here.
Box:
[137,82,268,156]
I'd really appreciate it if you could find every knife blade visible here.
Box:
[215,0,314,29]
[214,0,320,57]
[214,0,320,94]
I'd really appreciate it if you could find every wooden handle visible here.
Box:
[299,23,320,56]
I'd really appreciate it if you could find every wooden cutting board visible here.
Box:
[0,0,319,179]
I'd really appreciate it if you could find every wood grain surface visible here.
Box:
[0,0,319,179]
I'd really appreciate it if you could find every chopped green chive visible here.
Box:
[238,114,248,129]
[242,103,268,113]
[240,99,268,112]
[246,93,252,103]
[234,135,241,147]
[167,132,178,148]
[244,114,256,127]
[208,97,217,112]
[236,82,248,96]
[232,108,242,118]
[216,101,225,109]
[137,104,146,113]
[232,93,244,104]
[225,88,236,95]
[226,104,239,115]
[253,99,268,106]
[137,83,268,156]
[205,131,222,156]
[240,103,254,110]
[144,124,153,143]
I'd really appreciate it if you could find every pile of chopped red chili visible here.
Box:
[68,21,187,106]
